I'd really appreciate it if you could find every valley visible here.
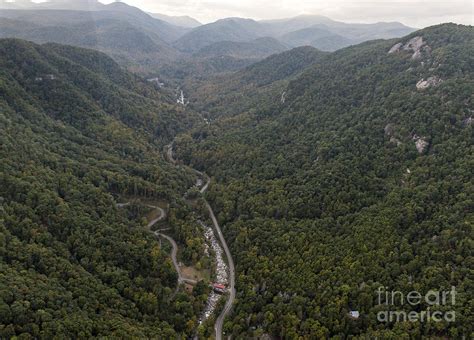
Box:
[165,143,236,339]
[0,1,472,338]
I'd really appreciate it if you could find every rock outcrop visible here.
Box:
[384,123,395,136]
[385,124,403,146]
[412,134,429,154]
[390,137,403,146]
[416,76,443,90]
[388,43,403,54]
[388,36,431,60]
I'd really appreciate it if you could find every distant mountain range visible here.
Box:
[173,16,415,52]
[0,0,416,74]
[149,13,201,28]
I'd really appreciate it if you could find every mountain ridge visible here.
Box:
[174,23,474,338]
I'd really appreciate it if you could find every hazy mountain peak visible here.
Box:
[149,13,201,28]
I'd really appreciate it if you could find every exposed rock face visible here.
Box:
[384,123,395,136]
[404,36,426,59]
[463,117,473,126]
[412,134,429,153]
[416,76,443,90]
[385,124,402,146]
[388,43,403,54]
[390,137,402,146]
[388,36,430,60]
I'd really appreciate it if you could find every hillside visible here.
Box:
[193,37,288,60]
[183,46,328,118]
[279,26,353,51]
[173,18,266,53]
[149,13,201,28]
[0,39,206,338]
[174,15,415,53]
[0,5,187,71]
[175,24,474,338]
[0,7,415,76]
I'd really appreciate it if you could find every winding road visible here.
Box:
[147,206,198,286]
[116,202,191,289]
[165,143,236,340]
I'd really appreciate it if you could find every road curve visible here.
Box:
[165,143,236,340]
[155,231,183,284]
[147,207,197,287]
[117,202,186,292]
[147,205,166,228]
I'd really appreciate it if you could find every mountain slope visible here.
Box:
[0,39,204,338]
[0,6,187,71]
[176,15,415,54]
[261,15,415,40]
[279,26,353,51]
[193,37,288,59]
[176,24,474,338]
[173,18,267,53]
[149,12,201,28]
[185,46,328,118]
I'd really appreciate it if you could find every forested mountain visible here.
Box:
[174,15,415,53]
[0,0,201,29]
[0,0,104,11]
[193,37,288,60]
[0,39,206,338]
[261,15,416,41]
[173,18,266,53]
[0,3,189,42]
[149,13,201,28]
[1,2,471,338]
[156,37,290,84]
[0,3,188,71]
[158,56,259,84]
[0,3,414,76]
[279,27,353,51]
[183,46,328,117]
[175,24,474,338]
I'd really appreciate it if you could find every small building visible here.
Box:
[349,311,360,319]
[212,283,227,294]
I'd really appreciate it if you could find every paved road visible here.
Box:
[165,143,236,340]
[147,205,166,228]
[148,207,198,286]
[117,202,190,290]
[206,197,236,340]
[155,232,183,284]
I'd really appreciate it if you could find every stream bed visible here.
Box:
[199,221,228,323]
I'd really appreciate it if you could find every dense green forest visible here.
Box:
[0,39,209,338]
[176,24,474,338]
[1,22,472,339]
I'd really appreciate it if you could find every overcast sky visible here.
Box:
[56,0,473,27]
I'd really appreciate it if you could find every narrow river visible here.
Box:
[199,221,228,323]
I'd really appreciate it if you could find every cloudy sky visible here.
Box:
[32,0,466,27]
